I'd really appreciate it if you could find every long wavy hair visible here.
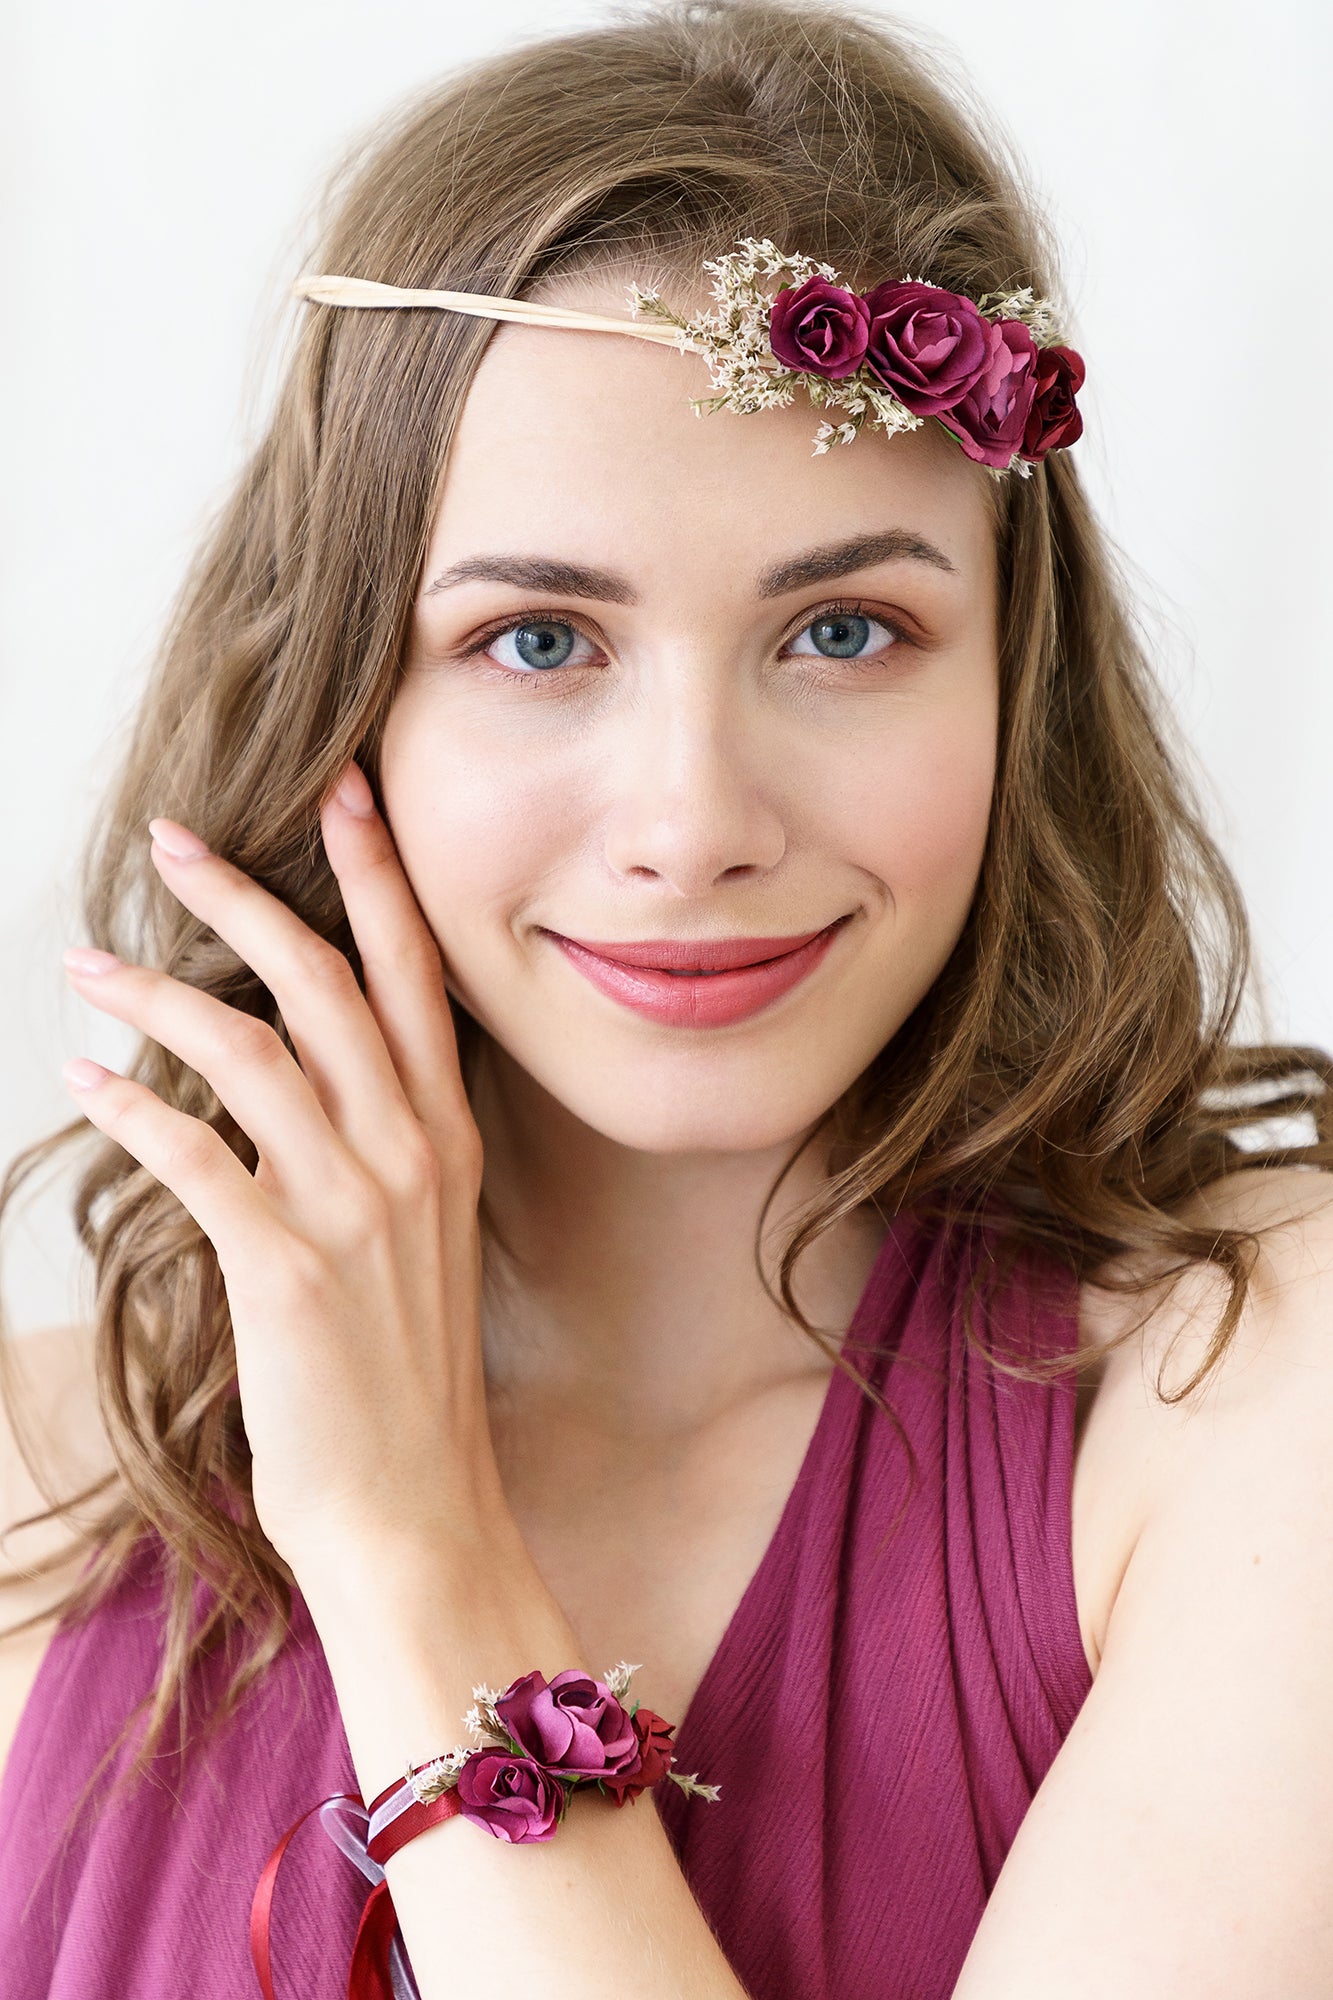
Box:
[4,0,1331,1806]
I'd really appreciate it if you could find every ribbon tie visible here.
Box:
[250,1778,465,1999]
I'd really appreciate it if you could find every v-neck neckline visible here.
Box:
[662,1214,910,1786]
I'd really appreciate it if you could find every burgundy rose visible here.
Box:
[860,280,991,416]
[768,276,871,379]
[454,1748,564,1842]
[1021,343,1085,460]
[495,1668,641,1781]
[933,317,1039,470]
[599,1706,678,1807]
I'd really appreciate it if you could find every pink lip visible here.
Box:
[543,917,852,1029]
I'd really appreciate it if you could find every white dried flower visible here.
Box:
[462,1690,510,1745]
[975,284,1066,346]
[603,1661,642,1700]
[667,1770,723,1802]
[406,1745,473,1802]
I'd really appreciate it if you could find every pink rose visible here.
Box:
[933,317,1039,469]
[454,1749,565,1842]
[768,276,871,379]
[599,1706,678,1807]
[1022,343,1085,460]
[495,1668,641,1781]
[859,280,991,416]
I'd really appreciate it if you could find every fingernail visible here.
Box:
[63,947,121,976]
[63,1057,111,1091]
[148,818,211,861]
[331,763,376,818]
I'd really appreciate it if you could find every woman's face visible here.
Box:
[379,278,1001,1156]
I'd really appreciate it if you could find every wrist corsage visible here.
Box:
[383,1658,720,1848]
[250,1661,719,2000]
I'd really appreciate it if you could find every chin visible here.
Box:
[541,1059,842,1158]
[465,1006,879,1158]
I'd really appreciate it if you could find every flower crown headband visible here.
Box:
[292,235,1085,478]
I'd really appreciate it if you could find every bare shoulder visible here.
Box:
[0,1321,115,1789]
[955,1165,1333,1992]
[1070,1165,1333,1672]
[1080,1162,1333,1410]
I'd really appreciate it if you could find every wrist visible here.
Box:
[298,1538,589,1807]
[294,1517,511,1615]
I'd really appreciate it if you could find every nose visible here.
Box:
[601,673,787,896]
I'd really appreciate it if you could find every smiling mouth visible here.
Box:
[541,916,855,1030]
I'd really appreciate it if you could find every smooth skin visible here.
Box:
[383,295,999,1469]
[5,272,1333,1994]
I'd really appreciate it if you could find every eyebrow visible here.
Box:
[422,528,958,603]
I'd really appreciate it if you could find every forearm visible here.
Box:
[303,1542,752,2000]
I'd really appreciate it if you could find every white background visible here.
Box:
[3,0,1329,1329]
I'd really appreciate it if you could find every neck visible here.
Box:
[469,1037,887,1439]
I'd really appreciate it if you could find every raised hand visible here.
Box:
[61,761,508,1582]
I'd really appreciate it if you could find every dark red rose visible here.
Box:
[494,1668,640,1781]
[768,276,871,379]
[599,1706,678,1807]
[453,1748,564,1842]
[860,280,991,415]
[1021,343,1085,460]
[933,317,1039,469]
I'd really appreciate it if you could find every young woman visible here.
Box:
[2,3,1331,1995]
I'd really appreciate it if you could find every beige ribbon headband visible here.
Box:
[289,238,1081,469]
[291,273,694,348]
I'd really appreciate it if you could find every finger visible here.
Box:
[61,1057,287,1275]
[62,948,363,1213]
[145,818,418,1175]
[319,763,474,1146]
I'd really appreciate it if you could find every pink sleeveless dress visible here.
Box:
[0,1208,1094,1997]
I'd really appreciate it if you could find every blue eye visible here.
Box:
[484,620,594,673]
[788,608,901,660]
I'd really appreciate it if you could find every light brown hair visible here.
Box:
[3,0,1330,1808]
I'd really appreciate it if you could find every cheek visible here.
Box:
[834,702,996,907]
[378,697,587,941]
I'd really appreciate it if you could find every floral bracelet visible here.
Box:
[383,1659,720,1846]
[250,1662,720,2000]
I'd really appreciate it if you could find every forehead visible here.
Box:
[424,285,999,596]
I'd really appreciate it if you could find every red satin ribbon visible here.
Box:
[250,1778,466,1999]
